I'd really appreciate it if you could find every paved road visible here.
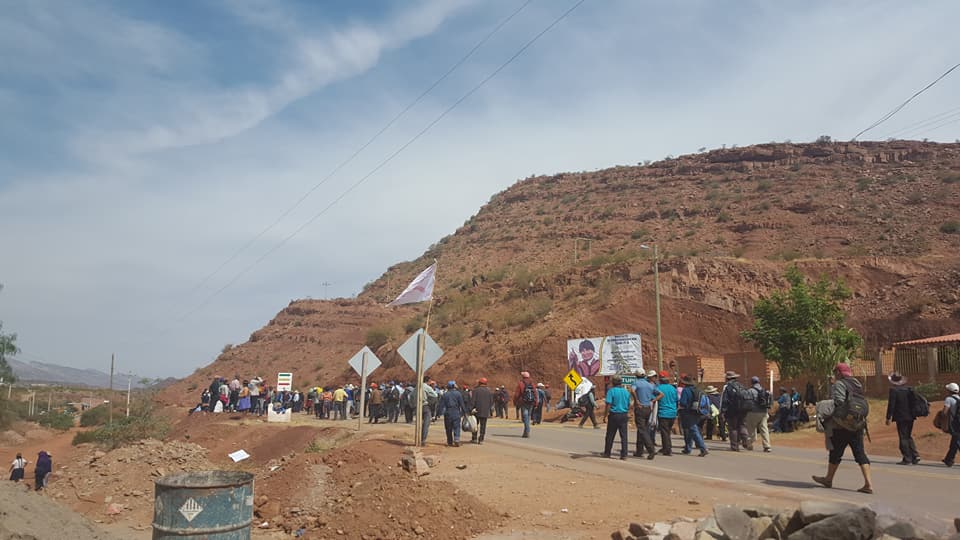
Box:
[482,418,957,528]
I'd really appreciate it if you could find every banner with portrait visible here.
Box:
[566,334,642,377]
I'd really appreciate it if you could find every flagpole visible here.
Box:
[414,259,437,447]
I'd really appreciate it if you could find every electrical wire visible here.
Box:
[187,0,534,296]
[851,62,960,141]
[136,0,587,346]
[878,105,960,140]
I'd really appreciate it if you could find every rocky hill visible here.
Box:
[162,140,960,403]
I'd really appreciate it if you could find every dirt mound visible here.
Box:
[45,439,216,526]
[0,480,125,540]
[252,439,501,538]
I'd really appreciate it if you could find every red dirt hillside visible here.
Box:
[161,140,960,404]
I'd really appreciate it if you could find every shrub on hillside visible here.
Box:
[0,397,29,431]
[365,327,391,351]
[940,221,960,234]
[37,411,74,431]
[80,404,113,427]
[72,398,169,449]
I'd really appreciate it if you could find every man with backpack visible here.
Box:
[720,371,751,452]
[631,370,662,459]
[813,362,873,494]
[941,382,960,467]
[677,374,709,457]
[513,371,539,438]
[384,382,401,423]
[744,376,773,453]
[885,371,921,465]
[578,387,600,429]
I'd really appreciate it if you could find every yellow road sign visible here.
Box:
[564,369,582,391]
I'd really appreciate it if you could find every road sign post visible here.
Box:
[348,346,381,432]
[563,369,583,391]
[398,329,443,447]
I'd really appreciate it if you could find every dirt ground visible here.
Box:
[0,410,809,540]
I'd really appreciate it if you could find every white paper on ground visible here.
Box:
[228,449,250,462]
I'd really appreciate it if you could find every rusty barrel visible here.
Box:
[152,471,254,539]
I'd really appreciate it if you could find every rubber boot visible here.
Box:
[858,464,873,494]
[812,462,839,488]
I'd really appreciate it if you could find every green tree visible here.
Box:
[0,285,18,383]
[740,266,862,382]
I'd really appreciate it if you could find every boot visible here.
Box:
[857,464,873,494]
[812,463,839,488]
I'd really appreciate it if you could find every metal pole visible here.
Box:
[108,354,114,426]
[126,375,132,417]
[414,331,425,446]
[47,391,52,413]
[653,244,664,372]
[358,351,368,432]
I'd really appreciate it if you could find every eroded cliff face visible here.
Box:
[163,141,960,403]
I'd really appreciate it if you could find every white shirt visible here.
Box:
[11,457,26,469]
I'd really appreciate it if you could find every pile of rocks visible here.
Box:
[611,501,953,540]
[398,446,440,477]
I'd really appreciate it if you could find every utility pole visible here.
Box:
[126,375,132,417]
[108,354,114,426]
[320,281,332,298]
[640,244,664,371]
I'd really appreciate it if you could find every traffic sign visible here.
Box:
[397,329,443,372]
[621,375,637,385]
[563,369,583,391]
[277,372,293,392]
[348,346,381,377]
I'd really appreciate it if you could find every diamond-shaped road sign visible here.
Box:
[348,346,382,377]
[397,329,443,372]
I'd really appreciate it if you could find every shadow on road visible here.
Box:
[757,478,818,490]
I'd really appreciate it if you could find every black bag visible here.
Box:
[909,388,930,418]
[577,393,590,407]
[522,383,537,405]
[724,382,749,412]
[756,388,773,409]
[835,379,869,431]
[950,396,960,434]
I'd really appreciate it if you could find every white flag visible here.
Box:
[388,263,436,306]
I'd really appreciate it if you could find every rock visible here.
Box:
[715,505,753,540]
[747,516,774,540]
[413,525,425,535]
[798,500,859,525]
[669,521,698,540]
[105,503,124,515]
[256,495,269,507]
[456,464,467,470]
[875,515,939,540]
[423,455,440,467]
[629,523,652,537]
[257,502,282,520]
[741,505,780,519]
[401,456,415,473]
[694,516,726,540]
[774,510,803,537]
[610,529,634,540]
[414,458,430,477]
[541,510,554,517]
[651,522,671,536]
[788,507,876,540]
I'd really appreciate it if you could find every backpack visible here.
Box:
[834,379,870,431]
[724,382,749,412]
[949,396,960,434]
[521,383,537,405]
[696,390,711,417]
[755,388,773,409]
[577,393,590,408]
[908,388,930,418]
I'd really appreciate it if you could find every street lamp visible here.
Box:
[640,244,663,371]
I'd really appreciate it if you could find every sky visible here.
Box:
[1,0,958,378]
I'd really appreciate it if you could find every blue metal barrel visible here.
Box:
[152,471,254,539]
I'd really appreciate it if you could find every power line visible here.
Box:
[186,0,533,296]
[138,0,587,346]
[910,115,960,139]
[878,105,960,139]
[851,62,960,141]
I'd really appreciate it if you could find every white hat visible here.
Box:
[536,382,545,388]
[646,369,658,378]
[947,383,959,393]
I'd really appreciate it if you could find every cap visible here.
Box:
[947,383,959,393]
[478,377,488,385]
[448,380,456,388]
[646,369,658,378]
[750,376,760,384]
[520,371,530,378]
[659,370,670,379]
[536,382,545,388]
[834,363,853,377]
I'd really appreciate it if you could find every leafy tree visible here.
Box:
[740,266,862,382]
[0,285,18,383]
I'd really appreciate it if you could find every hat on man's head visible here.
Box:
[750,376,760,384]
[947,383,959,394]
[659,370,670,379]
[888,372,907,386]
[704,385,719,394]
[536,382,544,388]
[681,374,695,384]
[448,380,457,388]
[725,371,740,380]
[834,363,853,377]
[520,371,531,378]
[647,369,658,379]
[478,377,488,385]
[611,375,623,385]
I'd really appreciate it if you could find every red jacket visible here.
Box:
[513,379,539,407]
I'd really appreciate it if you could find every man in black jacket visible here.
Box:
[886,372,919,465]
[471,378,494,444]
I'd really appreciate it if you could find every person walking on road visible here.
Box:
[655,372,678,456]
[631,370,662,459]
[813,362,873,494]
[514,371,539,438]
[578,387,600,429]
[603,376,632,460]
[471,378,493,444]
[744,376,773,452]
[439,381,467,447]
[34,451,51,491]
[885,372,919,465]
[941,383,960,467]
[701,385,724,441]
[678,374,709,457]
[420,376,438,446]
[721,371,750,451]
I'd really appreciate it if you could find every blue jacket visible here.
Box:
[439,389,466,418]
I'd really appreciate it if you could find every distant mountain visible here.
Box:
[8,358,152,389]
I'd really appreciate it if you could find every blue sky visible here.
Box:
[1,0,958,378]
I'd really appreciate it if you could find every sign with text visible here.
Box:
[276,372,293,392]
[566,334,642,376]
